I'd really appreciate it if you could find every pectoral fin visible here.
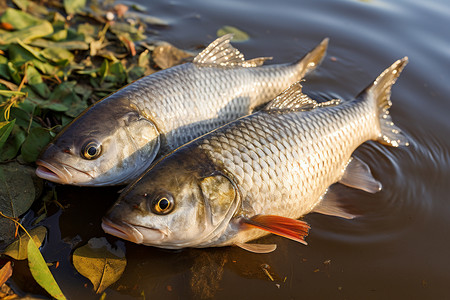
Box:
[242,215,310,245]
[234,242,277,254]
[339,156,382,193]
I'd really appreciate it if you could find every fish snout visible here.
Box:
[101,217,144,244]
[35,160,72,184]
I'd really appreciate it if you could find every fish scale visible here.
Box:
[102,58,408,252]
[36,35,328,186]
[128,62,312,150]
[197,98,379,244]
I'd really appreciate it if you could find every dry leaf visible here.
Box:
[73,237,126,294]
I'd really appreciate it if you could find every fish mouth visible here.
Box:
[102,217,163,244]
[36,159,94,185]
[36,160,71,184]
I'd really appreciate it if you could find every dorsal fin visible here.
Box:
[264,82,342,112]
[263,82,317,112]
[193,34,271,67]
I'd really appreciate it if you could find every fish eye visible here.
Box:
[151,194,174,215]
[81,141,102,160]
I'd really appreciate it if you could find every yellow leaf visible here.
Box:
[73,237,126,293]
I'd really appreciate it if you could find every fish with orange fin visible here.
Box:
[102,58,409,253]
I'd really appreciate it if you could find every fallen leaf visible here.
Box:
[0,119,15,149]
[28,237,66,299]
[0,20,53,44]
[152,42,194,69]
[0,125,26,161]
[0,161,40,219]
[2,226,47,260]
[26,65,50,98]
[30,39,89,51]
[73,237,126,294]
[21,127,54,163]
[0,161,43,246]
[64,0,87,15]
[0,8,42,30]
[0,261,13,286]
[217,25,250,42]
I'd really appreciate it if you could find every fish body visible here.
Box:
[102,58,409,252]
[35,35,328,186]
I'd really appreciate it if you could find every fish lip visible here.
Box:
[36,159,94,185]
[102,217,146,244]
[36,160,71,184]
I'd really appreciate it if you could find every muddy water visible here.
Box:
[11,0,450,299]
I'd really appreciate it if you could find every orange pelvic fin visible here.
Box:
[243,215,310,245]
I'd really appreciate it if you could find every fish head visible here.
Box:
[36,98,160,186]
[102,150,240,249]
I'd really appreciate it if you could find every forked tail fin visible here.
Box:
[357,57,409,147]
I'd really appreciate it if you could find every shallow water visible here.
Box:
[10,0,450,298]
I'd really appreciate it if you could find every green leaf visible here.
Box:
[217,25,250,42]
[0,8,42,30]
[30,39,89,51]
[26,65,50,98]
[0,21,54,44]
[73,237,126,294]
[63,0,87,15]
[21,127,54,163]
[0,125,27,161]
[0,119,15,149]
[2,226,47,260]
[0,161,40,217]
[12,0,49,17]
[0,90,26,97]
[0,55,10,80]
[8,43,56,75]
[46,81,86,117]
[41,47,74,65]
[0,162,42,245]
[28,237,66,300]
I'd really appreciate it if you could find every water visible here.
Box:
[9,0,450,298]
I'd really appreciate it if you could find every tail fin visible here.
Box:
[358,57,409,147]
[295,38,329,78]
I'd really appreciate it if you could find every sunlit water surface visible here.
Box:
[9,0,450,299]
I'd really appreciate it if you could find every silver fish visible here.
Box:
[102,57,409,253]
[35,35,328,186]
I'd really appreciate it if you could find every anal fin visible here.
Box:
[234,242,277,254]
[242,215,310,245]
[339,156,382,193]
[312,186,358,219]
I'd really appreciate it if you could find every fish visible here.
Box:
[102,57,409,253]
[35,35,329,186]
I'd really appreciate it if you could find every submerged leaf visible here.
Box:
[73,237,126,294]
[217,25,250,42]
[28,237,66,300]
[0,161,39,218]
[2,226,47,260]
